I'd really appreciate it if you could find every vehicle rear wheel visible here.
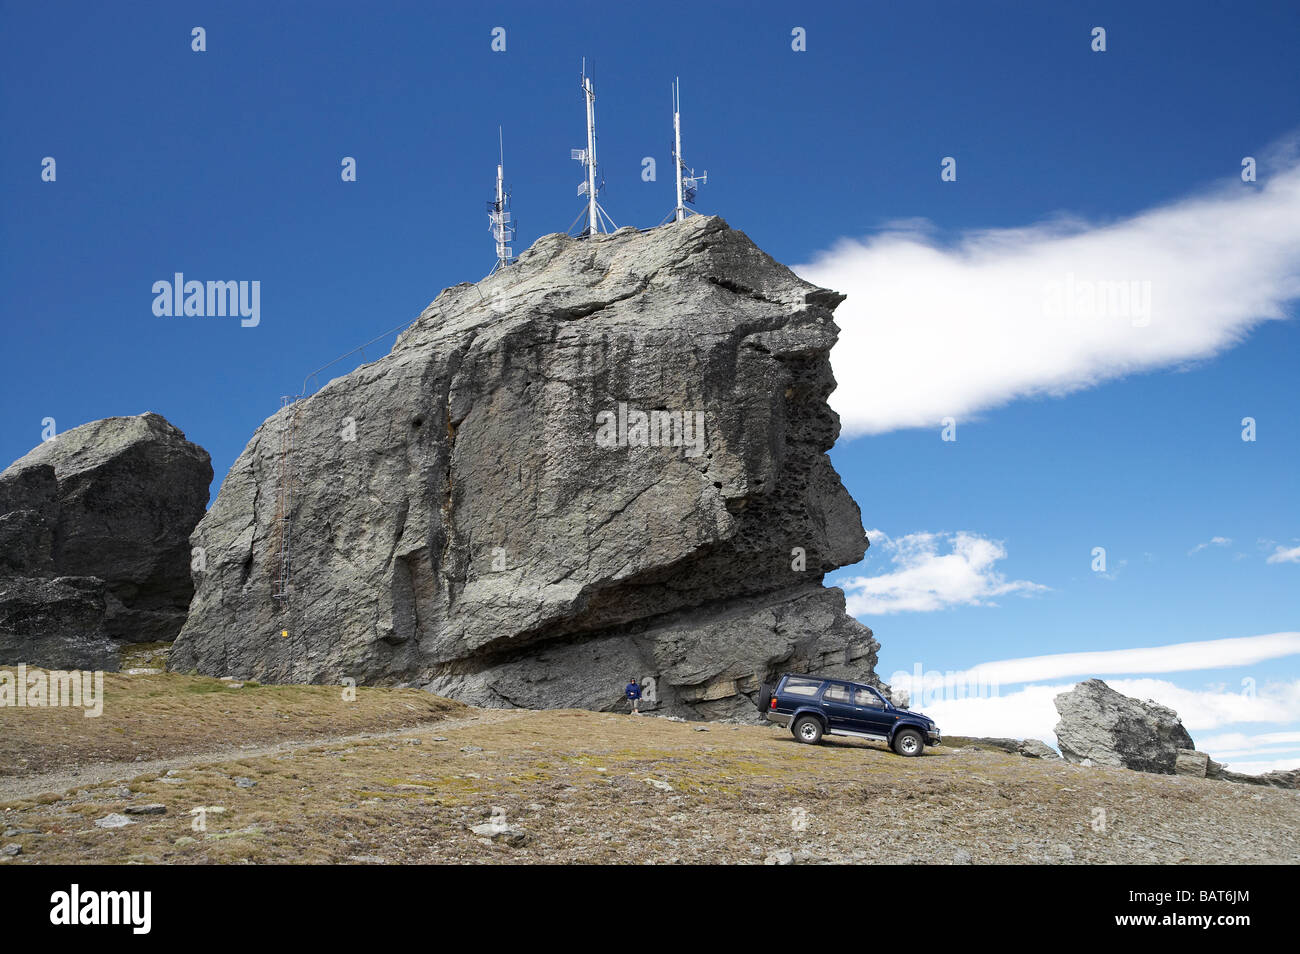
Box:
[755,682,774,713]
[892,728,924,757]
[792,716,823,744]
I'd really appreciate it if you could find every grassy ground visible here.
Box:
[1,668,466,777]
[2,673,1297,864]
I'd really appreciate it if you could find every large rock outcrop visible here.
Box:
[171,216,884,717]
[1053,679,1194,774]
[0,413,212,668]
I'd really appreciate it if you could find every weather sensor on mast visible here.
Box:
[487,127,515,274]
[568,59,617,237]
[664,77,707,225]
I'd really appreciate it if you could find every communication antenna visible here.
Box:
[568,59,617,237]
[487,127,515,274]
[663,77,708,225]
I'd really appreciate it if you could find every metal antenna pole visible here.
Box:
[488,126,515,273]
[674,79,685,223]
[663,76,707,226]
[584,71,598,235]
[571,59,614,236]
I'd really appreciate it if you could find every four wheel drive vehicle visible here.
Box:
[756,674,941,757]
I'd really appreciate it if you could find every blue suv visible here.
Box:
[758,674,940,756]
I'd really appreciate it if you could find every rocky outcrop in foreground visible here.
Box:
[0,413,212,669]
[1053,679,1194,774]
[171,216,884,717]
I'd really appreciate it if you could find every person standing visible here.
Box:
[625,677,642,715]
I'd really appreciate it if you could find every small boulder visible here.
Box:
[469,823,529,847]
[1175,749,1210,778]
[1018,739,1061,760]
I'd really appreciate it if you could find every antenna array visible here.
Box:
[568,60,618,237]
[487,127,515,274]
[666,77,707,224]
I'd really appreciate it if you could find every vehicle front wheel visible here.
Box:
[892,728,924,757]
[792,716,823,745]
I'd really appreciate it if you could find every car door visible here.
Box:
[852,686,895,737]
[820,683,858,731]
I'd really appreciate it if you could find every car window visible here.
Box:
[783,677,822,697]
[823,685,851,703]
[854,687,883,707]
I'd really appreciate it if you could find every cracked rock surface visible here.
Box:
[0,413,212,668]
[1054,679,1195,774]
[171,217,884,716]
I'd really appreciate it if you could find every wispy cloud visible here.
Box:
[797,143,1300,436]
[1197,730,1300,757]
[1104,677,1300,733]
[1266,544,1300,564]
[837,529,1046,615]
[1189,536,1232,555]
[952,632,1300,685]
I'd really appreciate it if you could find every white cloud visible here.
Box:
[921,683,1063,743]
[1266,544,1300,564]
[1198,729,1300,753]
[954,632,1300,685]
[796,145,1300,436]
[912,678,1300,775]
[1096,557,1127,581]
[1104,677,1300,732]
[836,529,1046,614]
[1189,536,1232,555]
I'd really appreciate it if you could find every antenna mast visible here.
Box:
[569,59,616,236]
[665,77,707,224]
[488,127,515,274]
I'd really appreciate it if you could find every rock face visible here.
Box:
[170,216,884,717]
[1053,679,1194,774]
[0,413,212,668]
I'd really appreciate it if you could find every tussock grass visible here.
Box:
[0,668,468,777]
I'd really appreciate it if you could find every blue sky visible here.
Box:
[2,2,1297,769]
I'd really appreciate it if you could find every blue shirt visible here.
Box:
[625,682,641,700]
